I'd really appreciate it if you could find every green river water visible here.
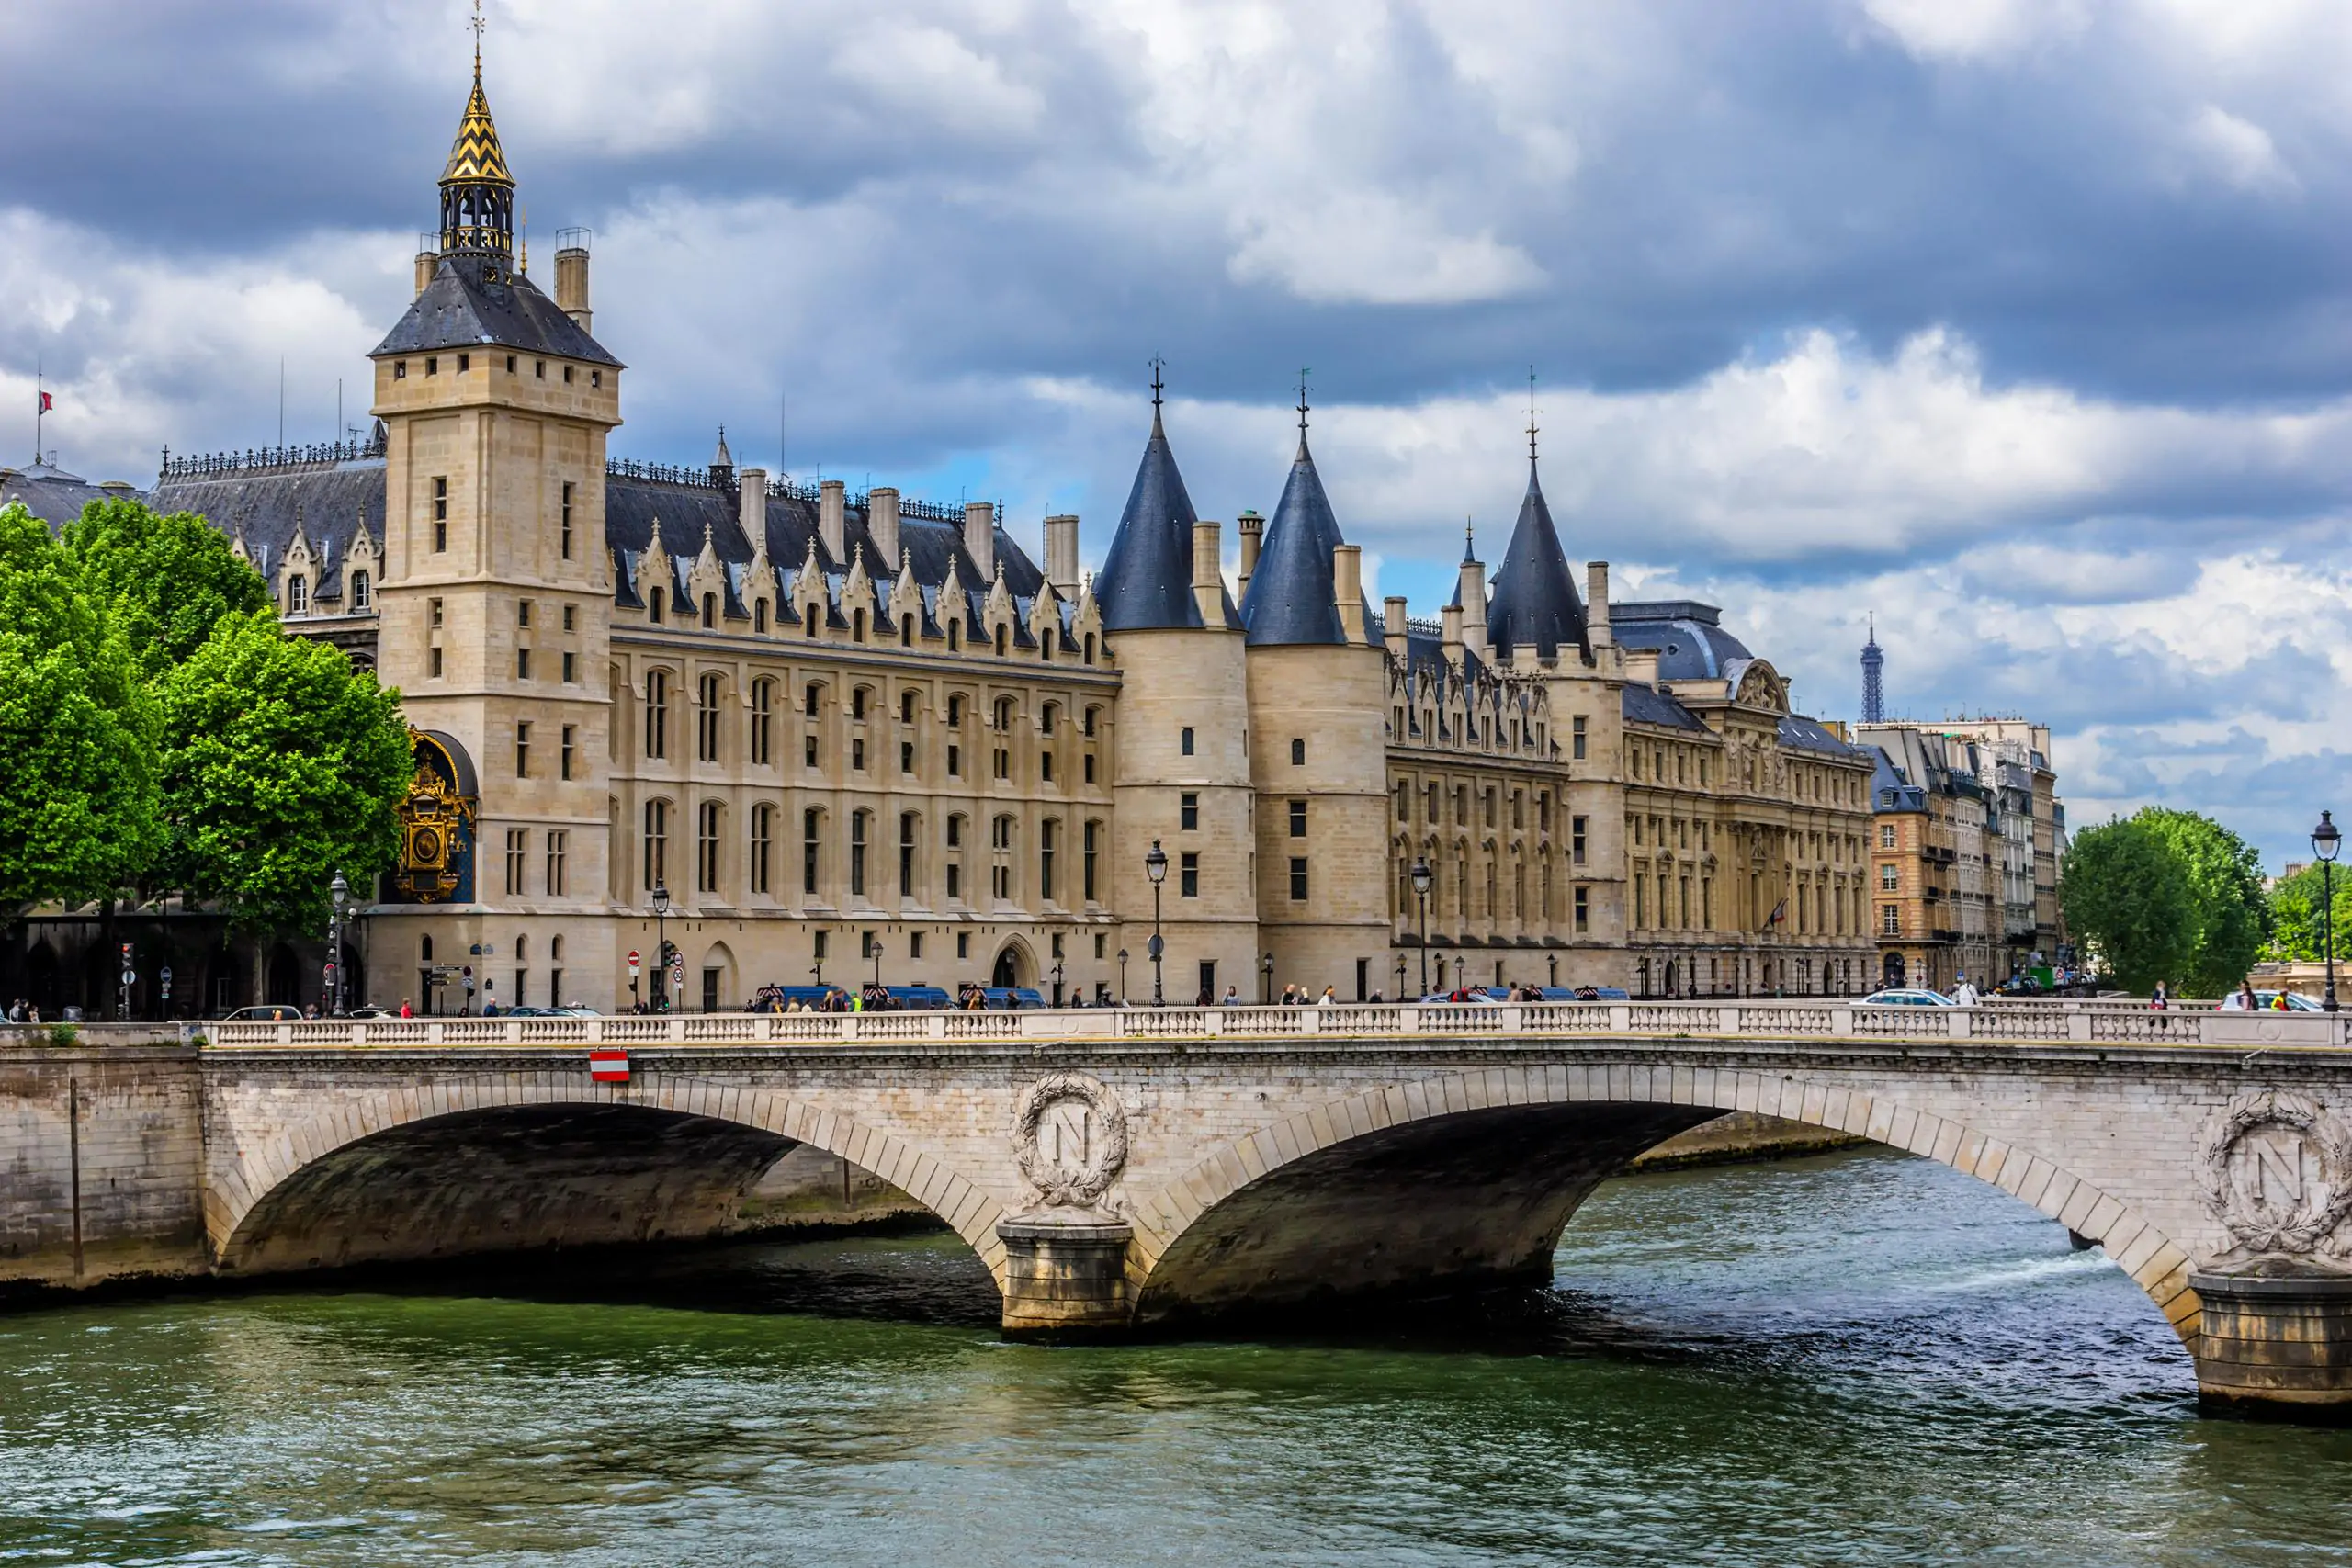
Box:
[3,1147,2348,1565]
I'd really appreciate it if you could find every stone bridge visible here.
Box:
[184,999,2352,1418]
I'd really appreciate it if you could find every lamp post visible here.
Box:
[328,871,350,1017]
[1117,947,1129,1006]
[1394,954,1407,1003]
[2314,810,2341,1013]
[1410,857,1432,996]
[650,883,672,1012]
[1144,840,1168,1007]
[1050,960,1065,1007]
[1261,951,1274,1005]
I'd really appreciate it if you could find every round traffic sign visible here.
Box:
[628,951,641,970]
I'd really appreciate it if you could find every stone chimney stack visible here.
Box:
[414,248,437,296]
[964,502,997,581]
[1237,510,1264,596]
[1044,513,1080,597]
[820,479,846,564]
[868,487,900,575]
[554,240,592,333]
[1191,521,1224,624]
[738,467,767,546]
[1384,595,1409,662]
[1441,603,1464,660]
[1587,560,1612,649]
[1333,545,1366,643]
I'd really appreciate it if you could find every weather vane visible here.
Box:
[1527,366,1539,462]
[470,0,486,70]
[1296,367,1311,439]
[1148,355,1165,413]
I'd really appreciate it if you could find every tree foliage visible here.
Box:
[0,503,161,907]
[2132,807,2267,996]
[2058,818,2195,993]
[63,497,269,679]
[2266,863,2352,964]
[154,610,411,936]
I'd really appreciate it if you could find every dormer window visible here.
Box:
[287,576,306,615]
[350,570,370,610]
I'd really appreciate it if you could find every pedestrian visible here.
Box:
[2271,989,2293,1011]
[1221,984,1239,1006]
[2150,980,2169,1010]
[1952,975,1980,1007]
[399,998,413,1019]
[1317,986,1336,1006]
[2235,980,2257,1010]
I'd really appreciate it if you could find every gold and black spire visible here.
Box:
[438,6,516,258]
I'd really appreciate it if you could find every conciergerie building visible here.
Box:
[54,52,1882,1013]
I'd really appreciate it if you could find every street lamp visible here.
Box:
[1393,954,1407,1003]
[2314,810,2340,1013]
[1261,951,1274,1005]
[1117,947,1129,1005]
[1144,840,1169,1007]
[1410,856,1433,995]
[1050,960,1065,1007]
[650,883,673,1012]
[328,870,350,1017]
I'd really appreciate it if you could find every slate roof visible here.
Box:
[1778,713,1872,760]
[152,460,387,585]
[1091,406,1233,631]
[1239,435,1350,647]
[1622,682,1709,732]
[1485,458,1590,663]
[1612,600,1755,682]
[0,463,140,531]
[1870,745,1928,812]
[371,252,620,367]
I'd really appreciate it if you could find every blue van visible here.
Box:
[885,985,953,1010]
[980,987,1046,1010]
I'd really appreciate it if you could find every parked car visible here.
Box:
[2219,990,2325,1012]
[217,1003,305,1021]
[1857,987,1957,1008]
[980,987,1046,1010]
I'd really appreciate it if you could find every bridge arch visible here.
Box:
[210,1073,1011,1288]
[1125,1064,2201,1344]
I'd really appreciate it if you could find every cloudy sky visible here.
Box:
[5,0,2348,866]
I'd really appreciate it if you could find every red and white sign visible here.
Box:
[589,1050,630,1083]
[627,951,641,972]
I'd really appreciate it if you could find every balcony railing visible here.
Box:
[193,998,2348,1053]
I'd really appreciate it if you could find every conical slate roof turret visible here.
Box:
[1239,384,1351,647]
[1092,366,1218,630]
[1486,452,1589,663]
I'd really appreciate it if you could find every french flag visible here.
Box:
[589,1050,629,1083]
[37,391,51,414]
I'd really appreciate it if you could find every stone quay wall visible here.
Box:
[0,1045,208,1291]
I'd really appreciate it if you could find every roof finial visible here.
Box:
[1526,365,1539,465]
[1295,367,1312,458]
[1464,517,1476,563]
[1148,355,1166,436]
[470,0,486,77]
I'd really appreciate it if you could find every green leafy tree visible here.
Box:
[156,611,410,936]
[2058,818,2195,993]
[0,503,161,907]
[63,496,269,680]
[2133,807,2267,997]
[2266,863,2352,964]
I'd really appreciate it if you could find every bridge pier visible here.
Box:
[997,1216,1136,1340]
[2190,1269,2352,1420]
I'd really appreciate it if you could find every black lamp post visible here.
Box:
[1410,856,1432,995]
[1394,954,1407,1003]
[650,883,672,1011]
[1050,960,1065,1007]
[1144,840,1168,1007]
[2314,810,2340,1012]
[1116,947,1129,1005]
[1261,951,1274,1005]
[328,871,350,1017]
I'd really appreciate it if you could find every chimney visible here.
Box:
[1237,510,1264,596]
[964,502,996,581]
[1044,513,1079,597]
[1625,645,1659,687]
[554,242,592,332]
[413,250,437,296]
[1192,521,1224,624]
[1587,560,1612,649]
[1384,595,1409,661]
[820,479,846,564]
[738,467,767,547]
[868,487,900,576]
[1333,545,1366,643]
[1458,558,1487,659]
[1441,603,1464,660]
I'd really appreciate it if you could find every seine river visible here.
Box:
[4,1148,2348,1565]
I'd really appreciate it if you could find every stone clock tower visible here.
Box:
[365,47,626,1011]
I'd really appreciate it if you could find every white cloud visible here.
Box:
[2178,104,2300,194]
[1857,0,2088,62]
[1227,192,1544,306]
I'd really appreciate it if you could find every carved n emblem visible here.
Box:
[2196,1090,2352,1258]
[1012,1072,1128,1214]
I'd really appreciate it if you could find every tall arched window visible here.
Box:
[697,673,722,762]
[750,680,773,765]
[642,799,670,890]
[899,812,919,897]
[802,808,822,896]
[849,811,869,897]
[644,671,670,760]
[697,800,722,893]
[750,804,773,895]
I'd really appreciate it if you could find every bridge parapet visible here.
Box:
[203,998,2351,1053]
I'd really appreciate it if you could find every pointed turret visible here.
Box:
[1092,364,1220,630]
[439,47,516,259]
[1238,378,1350,646]
[1485,449,1589,664]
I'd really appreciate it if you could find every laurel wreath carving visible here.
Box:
[2194,1089,2352,1256]
[1012,1071,1128,1209]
